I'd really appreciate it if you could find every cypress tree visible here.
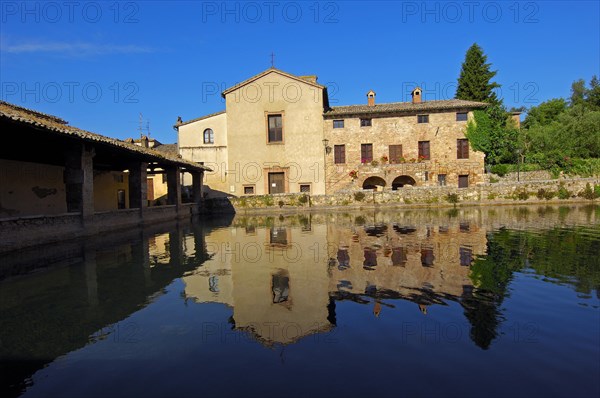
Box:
[456,43,501,104]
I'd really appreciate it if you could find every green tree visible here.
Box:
[456,43,501,105]
[466,105,520,165]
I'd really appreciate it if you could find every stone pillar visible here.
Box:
[132,232,151,287]
[83,246,98,306]
[167,166,182,208]
[168,228,182,268]
[129,161,148,211]
[64,143,95,221]
[192,171,203,205]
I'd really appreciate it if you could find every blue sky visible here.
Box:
[1,1,599,144]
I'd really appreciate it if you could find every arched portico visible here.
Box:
[392,175,416,190]
[362,176,386,191]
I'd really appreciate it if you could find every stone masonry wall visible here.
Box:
[205,178,600,213]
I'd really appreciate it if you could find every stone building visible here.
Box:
[0,101,209,252]
[176,68,487,197]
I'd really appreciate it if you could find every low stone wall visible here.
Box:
[494,170,553,182]
[206,178,600,213]
[0,203,201,253]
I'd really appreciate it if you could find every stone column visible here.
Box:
[83,246,98,306]
[167,166,182,208]
[64,143,95,221]
[129,161,148,212]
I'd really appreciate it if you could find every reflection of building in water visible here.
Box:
[182,219,333,345]
[327,217,487,316]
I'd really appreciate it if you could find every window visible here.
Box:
[203,128,214,144]
[360,118,372,127]
[333,120,344,128]
[457,139,469,159]
[270,227,288,246]
[460,247,473,266]
[361,144,373,163]
[458,175,469,188]
[267,114,283,142]
[421,246,435,267]
[117,189,126,209]
[438,174,447,186]
[162,173,167,184]
[334,145,345,164]
[417,114,429,123]
[299,184,311,193]
[456,112,468,122]
[418,141,430,160]
[243,185,255,195]
[389,144,403,163]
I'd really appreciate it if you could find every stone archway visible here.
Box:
[392,175,416,190]
[362,176,386,191]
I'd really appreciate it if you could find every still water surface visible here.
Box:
[1,205,599,398]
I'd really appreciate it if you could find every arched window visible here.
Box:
[203,128,214,144]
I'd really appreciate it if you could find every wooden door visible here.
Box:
[458,175,469,188]
[268,172,285,194]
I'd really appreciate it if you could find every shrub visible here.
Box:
[278,200,285,208]
[557,185,571,200]
[595,185,600,198]
[445,193,459,206]
[354,191,366,202]
[489,176,499,183]
[490,164,509,177]
[578,183,599,200]
[487,192,497,200]
[536,188,555,200]
[298,194,308,204]
[514,189,530,201]
[371,160,379,166]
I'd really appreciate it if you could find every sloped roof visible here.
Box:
[324,99,488,118]
[153,143,178,156]
[0,101,210,172]
[221,67,325,97]
[176,110,225,127]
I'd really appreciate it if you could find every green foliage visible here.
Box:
[512,188,530,201]
[557,185,571,199]
[536,188,555,200]
[596,185,600,198]
[298,194,308,204]
[353,191,365,202]
[445,193,459,205]
[263,196,274,206]
[487,192,497,200]
[523,98,568,129]
[578,183,600,200]
[490,164,508,176]
[522,77,600,168]
[466,106,520,165]
[489,176,499,183]
[456,43,501,105]
[278,200,285,208]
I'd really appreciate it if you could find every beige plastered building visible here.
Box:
[176,68,487,197]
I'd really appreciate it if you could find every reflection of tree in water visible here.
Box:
[272,270,290,304]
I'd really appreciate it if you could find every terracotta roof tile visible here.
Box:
[324,99,488,118]
[0,101,210,172]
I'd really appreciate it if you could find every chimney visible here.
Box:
[367,90,376,107]
[411,87,422,104]
[140,135,149,148]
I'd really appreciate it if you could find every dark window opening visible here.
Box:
[360,118,372,127]
[389,144,403,163]
[418,141,430,160]
[334,145,345,164]
[268,114,283,142]
[333,120,344,128]
[361,143,373,163]
[417,114,429,123]
[457,139,469,159]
